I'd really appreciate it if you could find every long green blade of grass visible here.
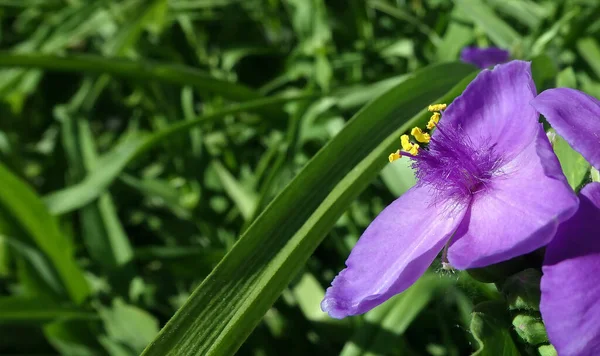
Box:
[0,52,261,101]
[0,163,90,304]
[140,62,477,356]
[455,0,521,48]
[0,297,98,323]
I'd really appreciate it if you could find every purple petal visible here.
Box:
[541,183,600,356]
[321,185,467,318]
[531,87,600,170]
[460,47,510,69]
[440,60,539,160]
[447,125,578,269]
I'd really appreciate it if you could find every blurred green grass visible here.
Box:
[0,0,598,355]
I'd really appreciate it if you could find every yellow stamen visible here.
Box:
[427,112,440,129]
[411,127,431,143]
[388,150,401,163]
[408,143,420,156]
[401,134,420,155]
[428,103,447,112]
[401,134,412,151]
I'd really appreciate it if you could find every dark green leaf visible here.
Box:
[141,62,476,356]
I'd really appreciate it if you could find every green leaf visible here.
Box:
[0,52,261,101]
[380,157,416,196]
[140,62,476,356]
[43,93,313,215]
[436,8,474,62]
[0,297,97,323]
[99,298,159,354]
[530,54,557,93]
[212,161,258,220]
[75,118,135,271]
[290,273,328,322]
[550,129,591,190]
[486,0,553,30]
[0,162,90,304]
[538,345,557,356]
[455,0,521,48]
[556,67,577,88]
[512,314,548,345]
[340,273,450,356]
[470,301,521,356]
[501,269,542,312]
[369,0,441,45]
[577,37,600,79]
[1,234,64,298]
[592,167,600,182]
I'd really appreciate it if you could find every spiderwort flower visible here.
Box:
[460,46,510,69]
[531,87,600,170]
[321,61,578,319]
[540,182,600,356]
[531,88,600,355]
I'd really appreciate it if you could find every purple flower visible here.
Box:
[540,182,600,356]
[531,87,600,170]
[321,61,578,319]
[460,47,510,69]
[531,88,600,355]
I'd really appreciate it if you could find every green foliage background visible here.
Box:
[0,0,598,355]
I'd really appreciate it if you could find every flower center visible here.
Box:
[389,104,502,203]
[412,124,502,202]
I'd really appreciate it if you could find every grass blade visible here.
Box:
[455,0,520,48]
[0,52,261,101]
[43,93,314,215]
[0,297,97,323]
[141,62,476,356]
[0,162,90,303]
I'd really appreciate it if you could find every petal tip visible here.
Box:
[320,295,348,319]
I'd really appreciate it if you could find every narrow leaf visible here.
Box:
[141,62,476,356]
[0,162,90,304]
[0,52,261,101]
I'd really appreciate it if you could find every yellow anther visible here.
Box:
[411,127,431,143]
[428,103,447,112]
[401,134,412,151]
[401,134,420,155]
[408,143,420,156]
[427,112,440,129]
[388,150,401,163]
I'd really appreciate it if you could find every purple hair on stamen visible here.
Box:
[412,121,503,204]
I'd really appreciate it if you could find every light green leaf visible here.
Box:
[99,298,159,354]
[212,161,258,220]
[551,129,591,190]
[471,301,521,356]
[578,37,600,79]
[455,0,521,48]
[0,162,90,304]
[436,8,474,62]
[556,67,577,88]
[486,0,553,30]
[380,157,416,197]
[140,62,476,356]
